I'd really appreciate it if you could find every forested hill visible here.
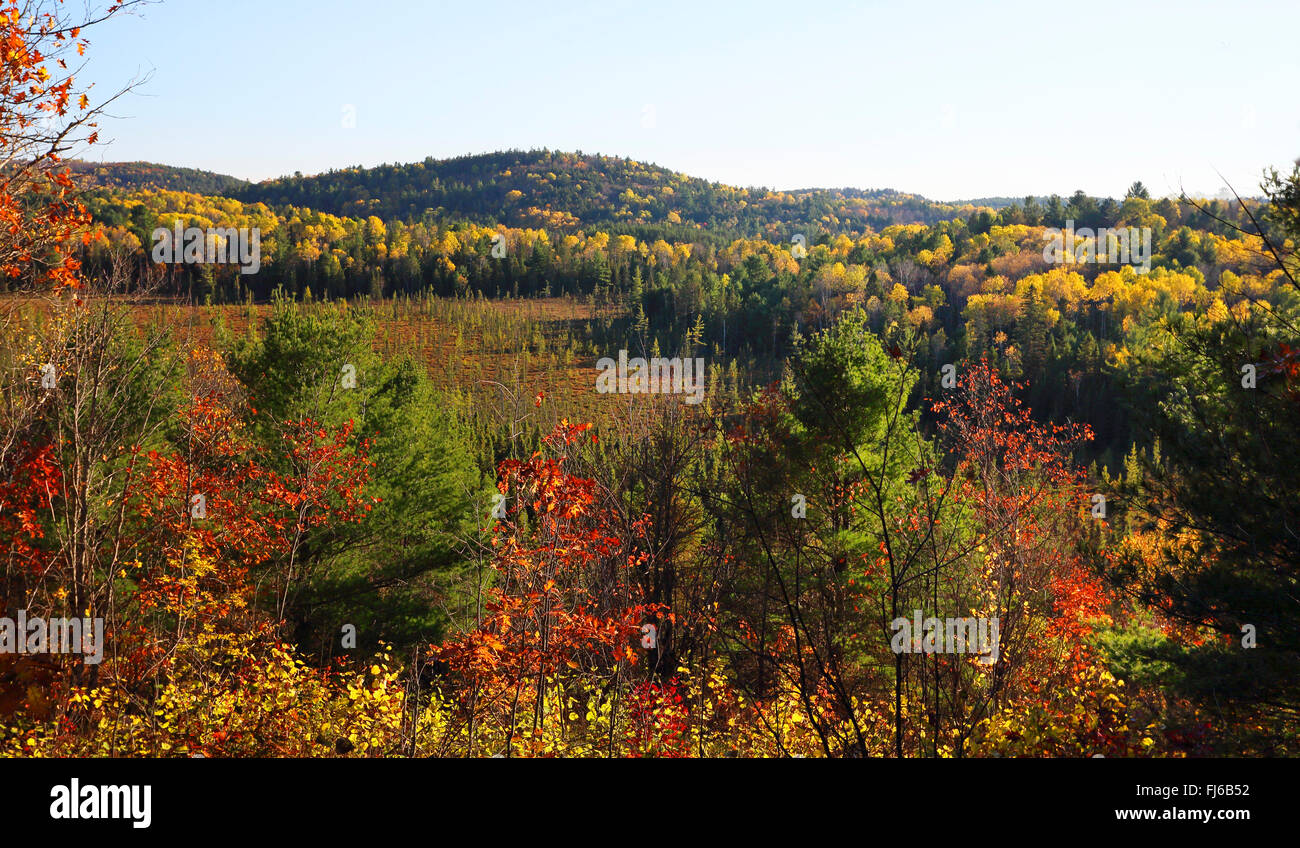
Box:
[66,160,250,195]
[229,149,976,239]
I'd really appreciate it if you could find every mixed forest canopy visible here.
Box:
[67,152,1287,475]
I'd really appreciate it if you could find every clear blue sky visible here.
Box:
[79,0,1298,200]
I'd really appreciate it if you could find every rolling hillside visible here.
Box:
[228,149,978,239]
[67,160,250,195]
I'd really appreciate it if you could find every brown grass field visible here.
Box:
[5,292,743,441]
